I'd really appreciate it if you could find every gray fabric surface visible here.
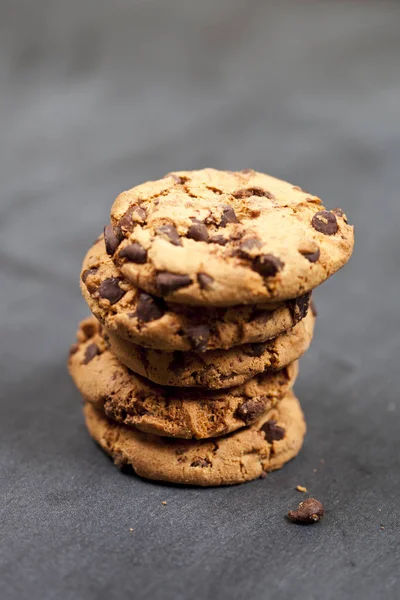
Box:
[1,1,400,598]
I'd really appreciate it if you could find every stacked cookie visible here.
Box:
[69,169,354,486]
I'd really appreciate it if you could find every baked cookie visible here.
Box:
[106,168,354,306]
[84,390,306,486]
[69,318,298,439]
[81,237,311,352]
[105,310,315,388]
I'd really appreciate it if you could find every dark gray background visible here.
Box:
[1,1,400,598]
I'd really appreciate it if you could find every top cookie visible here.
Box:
[107,168,354,306]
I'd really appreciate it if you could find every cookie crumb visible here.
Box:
[161,501,167,505]
[313,468,318,473]
[129,528,134,532]
[296,485,307,493]
[288,498,324,524]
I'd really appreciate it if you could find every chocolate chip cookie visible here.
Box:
[107,168,354,306]
[69,318,298,439]
[84,389,306,486]
[104,310,315,388]
[81,236,312,352]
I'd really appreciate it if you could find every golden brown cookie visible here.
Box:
[104,310,315,388]
[81,237,312,352]
[69,318,299,439]
[84,390,306,486]
[106,168,354,306]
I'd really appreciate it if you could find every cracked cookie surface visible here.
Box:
[107,168,354,306]
[84,390,306,486]
[81,237,312,352]
[69,318,298,439]
[105,310,315,388]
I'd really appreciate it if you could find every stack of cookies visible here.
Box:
[69,169,354,486]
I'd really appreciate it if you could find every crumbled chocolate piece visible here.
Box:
[288,498,324,524]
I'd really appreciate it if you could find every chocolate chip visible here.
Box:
[235,398,267,423]
[240,168,254,174]
[157,224,182,246]
[104,225,122,256]
[83,343,101,364]
[244,342,268,357]
[332,207,344,217]
[118,205,147,232]
[233,187,275,199]
[69,344,79,356]
[261,420,285,442]
[287,293,311,324]
[252,254,284,277]
[186,324,210,352]
[299,246,320,263]
[210,235,228,246]
[119,243,147,264]
[81,268,98,283]
[332,207,348,223]
[190,458,212,468]
[241,238,262,252]
[235,237,263,258]
[197,272,214,289]
[288,498,324,524]
[312,211,338,235]
[98,278,126,304]
[220,205,239,227]
[187,220,209,242]
[136,293,166,323]
[155,272,192,295]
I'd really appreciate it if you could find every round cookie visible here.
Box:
[84,390,306,486]
[105,310,315,389]
[69,318,299,439]
[107,168,354,306]
[81,237,312,352]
